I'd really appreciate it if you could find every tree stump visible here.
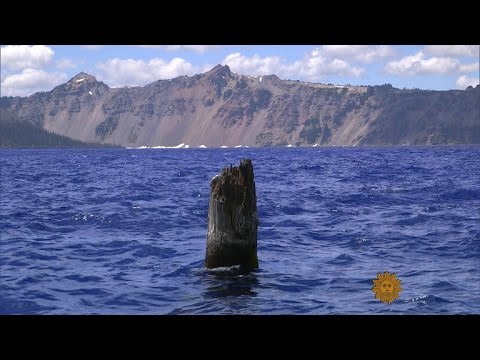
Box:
[205,159,259,271]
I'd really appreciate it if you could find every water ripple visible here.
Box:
[0,146,479,314]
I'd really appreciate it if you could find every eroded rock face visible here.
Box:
[205,159,258,270]
[2,65,479,147]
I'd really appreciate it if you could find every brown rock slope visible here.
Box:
[1,65,479,147]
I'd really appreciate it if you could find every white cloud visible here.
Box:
[95,57,198,87]
[1,45,54,70]
[384,51,477,76]
[223,49,364,82]
[223,53,285,75]
[456,75,479,89]
[424,45,479,57]
[322,45,395,63]
[1,68,67,96]
[80,45,103,50]
[165,45,220,53]
[56,58,77,69]
[138,45,220,53]
[303,50,364,78]
[459,62,479,73]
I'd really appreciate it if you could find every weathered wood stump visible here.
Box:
[205,159,259,271]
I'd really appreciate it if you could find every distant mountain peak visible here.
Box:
[69,72,98,84]
[263,74,280,82]
[206,64,231,77]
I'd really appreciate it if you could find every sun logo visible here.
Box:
[372,272,402,304]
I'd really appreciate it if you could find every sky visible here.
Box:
[1,45,479,97]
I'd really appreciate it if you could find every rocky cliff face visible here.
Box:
[1,66,479,147]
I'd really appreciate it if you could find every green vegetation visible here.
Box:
[255,132,273,146]
[0,109,119,148]
[299,118,331,144]
[209,74,228,98]
[235,79,248,90]
[95,116,118,139]
[0,109,117,148]
[246,89,272,116]
[223,89,233,100]
[204,98,214,107]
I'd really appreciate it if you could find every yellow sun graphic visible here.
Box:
[372,272,402,304]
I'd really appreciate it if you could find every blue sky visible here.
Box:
[1,45,478,96]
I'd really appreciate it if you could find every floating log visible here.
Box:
[205,159,259,271]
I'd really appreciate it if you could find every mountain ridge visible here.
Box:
[1,65,479,147]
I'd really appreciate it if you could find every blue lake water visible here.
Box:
[0,146,479,314]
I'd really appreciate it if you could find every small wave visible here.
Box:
[429,281,458,291]
[277,205,307,216]
[17,276,44,285]
[395,214,430,226]
[24,290,57,301]
[132,245,178,259]
[404,295,453,304]
[0,298,56,315]
[327,254,356,265]
[440,188,480,201]
[347,237,374,248]
[13,250,58,261]
[298,164,324,171]
[27,222,56,232]
[64,274,103,283]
